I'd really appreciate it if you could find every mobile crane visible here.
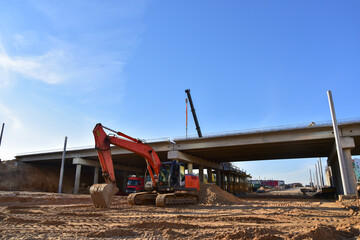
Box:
[90,123,200,208]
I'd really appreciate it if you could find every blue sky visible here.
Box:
[0,1,359,185]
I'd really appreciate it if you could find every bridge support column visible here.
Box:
[199,165,204,183]
[216,169,221,187]
[343,148,357,195]
[233,175,237,195]
[221,171,226,190]
[227,173,231,193]
[325,166,333,187]
[327,137,356,195]
[93,166,99,184]
[235,175,240,195]
[122,172,128,192]
[74,164,82,194]
[328,152,342,192]
[207,168,213,183]
[187,163,193,174]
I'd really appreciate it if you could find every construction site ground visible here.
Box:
[1,184,360,240]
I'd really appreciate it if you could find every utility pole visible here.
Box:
[309,169,313,187]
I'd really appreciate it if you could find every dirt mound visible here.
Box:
[216,226,284,240]
[0,161,74,193]
[293,224,359,240]
[198,183,242,205]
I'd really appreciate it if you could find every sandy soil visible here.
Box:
[1,189,360,240]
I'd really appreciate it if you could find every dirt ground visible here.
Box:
[1,189,360,240]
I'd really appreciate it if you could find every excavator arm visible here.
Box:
[90,123,162,208]
[93,123,161,186]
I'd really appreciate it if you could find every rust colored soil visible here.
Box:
[0,189,360,239]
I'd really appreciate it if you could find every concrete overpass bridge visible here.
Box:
[16,120,360,195]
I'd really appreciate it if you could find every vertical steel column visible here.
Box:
[317,161,323,187]
[327,90,349,195]
[315,164,320,191]
[0,123,4,148]
[58,136,67,193]
[313,173,316,188]
[319,158,325,187]
[318,158,325,187]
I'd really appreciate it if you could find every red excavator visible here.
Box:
[90,123,200,208]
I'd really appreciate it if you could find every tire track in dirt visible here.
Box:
[1,190,360,239]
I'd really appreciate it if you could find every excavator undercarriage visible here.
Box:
[127,191,198,207]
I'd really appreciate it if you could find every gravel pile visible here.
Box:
[198,183,242,205]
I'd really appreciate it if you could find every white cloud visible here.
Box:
[0,102,22,131]
[0,1,147,160]
[13,33,29,48]
[0,47,70,85]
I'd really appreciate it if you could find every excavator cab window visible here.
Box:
[159,164,170,186]
[170,163,180,187]
[180,165,185,186]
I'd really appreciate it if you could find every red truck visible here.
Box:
[125,175,144,194]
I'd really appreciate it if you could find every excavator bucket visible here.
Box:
[90,183,119,208]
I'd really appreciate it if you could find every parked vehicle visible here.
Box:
[126,176,144,194]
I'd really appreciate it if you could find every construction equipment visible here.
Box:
[126,175,145,194]
[185,89,202,138]
[90,123,200,208]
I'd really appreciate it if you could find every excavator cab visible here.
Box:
[158,164,171,187]
[158,161,186,192]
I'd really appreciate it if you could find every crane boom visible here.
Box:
[185,89,202,138]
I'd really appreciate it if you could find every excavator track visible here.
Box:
[155,193,198,207]
[127,192,157,205]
